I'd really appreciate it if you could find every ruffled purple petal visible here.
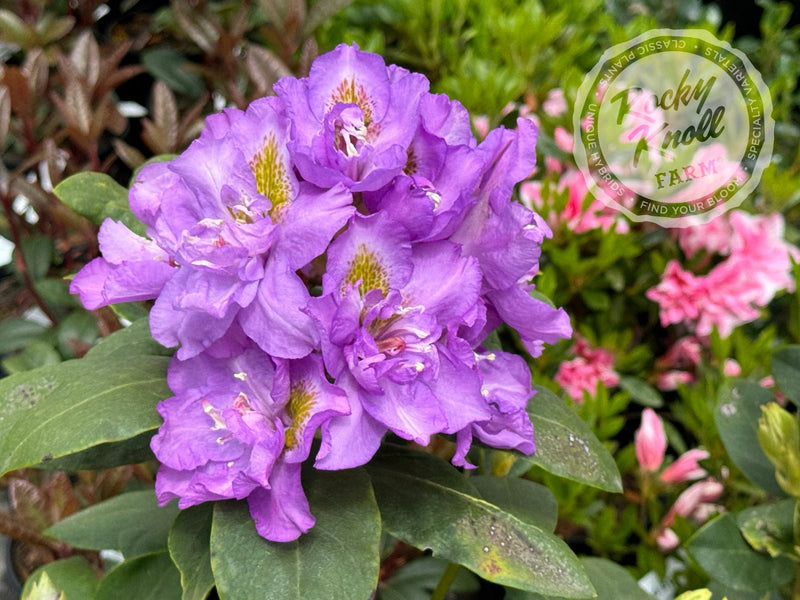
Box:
[486,284,572,356]
[248,461,314,542]
[315,374,387,470]
[239,258,319,359]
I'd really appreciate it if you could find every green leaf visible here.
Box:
[93,551,182,600]
[577,558,655,600]
[84,318,172,361]
[618,376,663,408]
[715,381,785,496]
[18,236,53,281]
[771,346,800,407]
[38,430,155,471]
[56,311,98,358]
[469,475,558,532]
[211,467,380,600]
[737,499,796,558]
[504,556,656,599]
[367,446,594,598]
[0,8,31,46]
[141,47,206,98]
[524,385,622,492]
[1,340,61,374]
[687,514,795,592]
[0,354,170,474]
[110,301,151,323]
[46,491,179,558]
[169,503,215,600]
[0,318,48,354]
[53,172,145,236]
[20,556,98,600]
[300,0,356,39]
[379,557,479,600]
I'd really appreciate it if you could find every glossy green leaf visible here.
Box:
[38,430,155,471]
[715,381,785,496]
[524,385,622,492]
[771,345,800,407]
[504,556,655,600]
[618,376,663,408]
[737,499,796,558]
[84,318,172,361]
[53,172,145,236]
[469,475,558,532]
[0,354,170,474]
[20,556,98,600]
[169,503,215,600]
[379,557,479,600]
[94,551,182,600]
[367,446,594,599]
[211,467,380,600]
[46,491,179,558]
[687,514,795,592]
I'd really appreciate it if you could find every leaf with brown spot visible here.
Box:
[366,446,594,598]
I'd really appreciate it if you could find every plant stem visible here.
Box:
[430,562,460,600]
[0,191,60,326]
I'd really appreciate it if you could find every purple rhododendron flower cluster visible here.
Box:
[70,44,571,541]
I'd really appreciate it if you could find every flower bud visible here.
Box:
[757,402,800,497]
[635,408,667,472]
[660,448,709,484]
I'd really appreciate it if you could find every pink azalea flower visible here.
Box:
[554,338,618,402]
[650,210,800,338]
[659,337,702,370]
[646,261,705,326]
[634,408,667,472]
[675,214,733,258]
[728,211,800,306]
[542,88,567,117]
[544,156,564,174]
[660,448,709,484]
[656,370,695,391]
[553,126,574,153]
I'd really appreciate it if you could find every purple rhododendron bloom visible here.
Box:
[275,44,429,191]
[152,326,348,541]
[70,43,572,541]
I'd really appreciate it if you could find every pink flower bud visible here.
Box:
[635,408,667,472]
[472,115,490,140]
[554,126,574,153]
[660,448,709,484]
[664,478,724,526]
[656,527,680,552]
[723,359,741,377]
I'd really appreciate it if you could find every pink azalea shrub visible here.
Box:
[648,210,800,337]
[554,338,619,402]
